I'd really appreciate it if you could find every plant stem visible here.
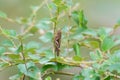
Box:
[53,7,60,58]
[66,6,72,55]
[18,37,28,80]
[54,71,74,76]
[105,72,120,79]
[42,71,74,78]
[22,0,45,35]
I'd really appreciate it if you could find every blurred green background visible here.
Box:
[0,0,120,80]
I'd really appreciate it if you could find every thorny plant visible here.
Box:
[0,0,120,80]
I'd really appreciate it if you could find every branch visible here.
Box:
[22,0,46,35]
[42,70,74,78]
[105,72,120,79]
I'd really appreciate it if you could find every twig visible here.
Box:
[105,72,120,79]
[18,37,28,80]
[42,71,74,78]
[19,37,28,71]
[54,71,74,76]
[66,6,72,55]
[22,0,46,35]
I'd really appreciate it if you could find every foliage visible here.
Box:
[0,0,120,80]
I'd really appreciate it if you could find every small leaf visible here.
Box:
[2,29,17,37]
[89,41,99,49]
[17,61,39,79]
[45,76,52,80]
[39,57,50,64]
[28,54,40,60]
[104,76,113,80]
[72,10,87,29]
[17,64,27,75]
[0,62,9,70]
[7,54,20,60]
[73,43,81,57]
[1,40,14,47]
[90,50,102,60]
[39,32,53,43]
[72,74,82,80]
[53,0,62,5]
[41,62,57,73]
[82,29,97,37]
[81,68,100,80]
[98,27,113,40]
[0,11,7,18]
[101,37,114,51]
[108,63,120,73]
[26,41,41,50]
[16,17,28,24]
[36,18,51,30]
[15,45,22,54]
[109,51,120,62]
[73,56,83,61]
[29,26,38,34]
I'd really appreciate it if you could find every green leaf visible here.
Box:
[44,50,54,59]
[48,2,57,12]
[56,63,68,71]
[17,64,27,74]
[15,45,22,54]
[41,62,57,73]
[104,76,113,80]
[39,32,53,43]
[101,37,114,51]
[108,63,120,73]
[7,54,20,60]
[98,27,113,40]
[72,10,87,29]
[2,29,17,37]
[26,41,41,50]
[109,51,120,63]
[39,57,50,64]
[28,54,40,60]
[72,74,83,80]
[72,11,79,25]
[0,62,9,69]
[1,40,14,47]
[45,76,52,80]
[81,68,100,80]
[90,50,103,60]
[0,11,7,18]
[29,26,38,34]
[73,43,81,57]
[36,18,51,30]
[0,47,5,55]
[89,41,99,49]
[52,0,68,12]
[17,61,39,79]
[53,0,62,5]
[16,17,28,24]
[79,10,87,28]
[82,29,97,37]
[73,56,83,61]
